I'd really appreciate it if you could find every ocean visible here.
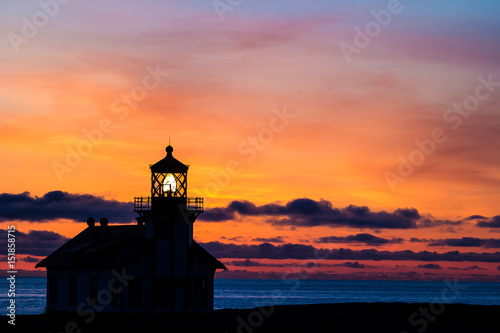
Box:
[2,277,500,315]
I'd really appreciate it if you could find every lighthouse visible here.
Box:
[37,145,226,313]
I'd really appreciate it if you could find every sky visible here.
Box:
[0,0,499,281]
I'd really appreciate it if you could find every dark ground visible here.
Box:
[2,303,499,333]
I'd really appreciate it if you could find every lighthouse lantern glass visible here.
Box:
[163,173,177,193]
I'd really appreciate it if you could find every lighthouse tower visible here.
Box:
[134,145,207,312]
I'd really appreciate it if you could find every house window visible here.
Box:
[89,276,98,306]
[69,276,77,305]
[48,276,58,305]
[128,277,142,307]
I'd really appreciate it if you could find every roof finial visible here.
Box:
[166,141,173,156]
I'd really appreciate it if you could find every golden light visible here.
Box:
[163,173,177,193]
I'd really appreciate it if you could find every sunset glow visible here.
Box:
[0,0,499,282]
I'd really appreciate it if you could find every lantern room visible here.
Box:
[150,145,188,198]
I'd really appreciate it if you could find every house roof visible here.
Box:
[150,145,189,173]
[193,242,227,270]
[36,225,226,271]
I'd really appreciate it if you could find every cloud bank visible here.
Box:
[0,229,69,256]
[200,198,460,230]
[2,192,497,233]
[316,233,404,246]
[0,191,135,223]
[200,241,500,263]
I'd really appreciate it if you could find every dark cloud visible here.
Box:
[0,229,69,256]
[221,236,245,242]
[476,216,500,228]
[200,241,500,262]
[228,259,269,267]
[316,233,403,246]
[410,237,427,242]
[417,218,462,228]
[0,191,135,223]
[272,203,423,229]
[252,236,285,243]
[226,260,382,270]
[201,207,235,222]
[464,215,486,221]
[333,261,367,269]
[201,242,316,260]
[215,269,284,280]
[201,199,499,230]
[428,237,500,248]
[448,265,486,271]
[227,259,298,268]
[417,264,442,269]
[21,256,43,263]
[199,198,433,229]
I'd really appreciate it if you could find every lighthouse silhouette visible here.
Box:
[37,145,226,313]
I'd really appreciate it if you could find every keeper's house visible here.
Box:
[37,145,226,313]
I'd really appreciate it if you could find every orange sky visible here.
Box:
[0,1,499,281]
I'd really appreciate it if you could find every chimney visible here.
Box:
[100,217,108,227]
[87,217,95,228]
